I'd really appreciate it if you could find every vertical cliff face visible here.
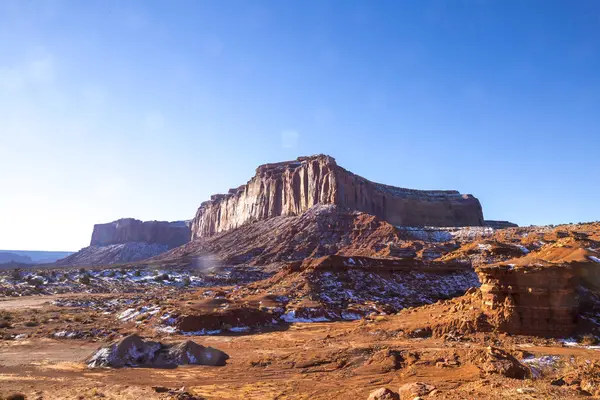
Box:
[191,156,338,238]
[475,240,600,337]
[477,263,579,337]
[191,155,484,239]
[91,218,191,249]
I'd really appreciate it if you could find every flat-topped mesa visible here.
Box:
[191,154,484,239]
[91,218,191,249]
[484,220,519,229]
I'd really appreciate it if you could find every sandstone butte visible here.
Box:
[191,154,485,239]
[90,218,191,249]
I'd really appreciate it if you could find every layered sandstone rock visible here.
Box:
[91,218,191,248]
[191,155,484,239]
[477,263,579,337]
[476,240,600,337]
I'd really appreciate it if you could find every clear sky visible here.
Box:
[1,0,599,251]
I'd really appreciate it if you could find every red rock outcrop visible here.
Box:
[476,239,600,337]
[191,155,484,239]
[477,263,579,337]
[90,218,191,248]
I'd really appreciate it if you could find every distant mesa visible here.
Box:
[90,218,191,248]
[484,220,518,229]
[55,219,191,266]
[0,250,74,265]
[0,252,33,264]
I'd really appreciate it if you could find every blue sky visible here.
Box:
[1,0,599,251]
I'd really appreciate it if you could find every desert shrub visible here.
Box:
[24,320,39,327]
[79,275,91,285]
[580,334,599,346]
[0,320,12,329]
[10,269,22,281]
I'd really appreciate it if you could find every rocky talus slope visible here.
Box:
[152,205,405,267]
[191,155,484,238]
[56,219,191,266]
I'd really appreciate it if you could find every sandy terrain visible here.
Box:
[1,292,597,400]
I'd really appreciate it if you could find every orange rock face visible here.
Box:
[477,263,579,337]
[191,155,484,239]
[476,239,600,337]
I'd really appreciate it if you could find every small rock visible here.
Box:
[551,378,565,386]
[86,334,229,368]
[398,382,436,399]
[516,387,536,394]
[367,388,400,400]
[479,347,530,379]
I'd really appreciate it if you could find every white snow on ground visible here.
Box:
[118,308,139,321]
[561,338,600,350]
[397,226,496,243]
[156,326,177,334]
[229,326,251,332]
[317,269,480,311]
[182,329,222,336]
[517,245,530,254]
[521,355,562,379]
[341,311,363,321]
[53,331,78,338]
[117,305,160,322]
[282,310,330,323]
[589,256,600,263]
[478,243,492,251]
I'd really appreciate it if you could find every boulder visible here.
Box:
[478,347,530,379]
[398,382,436,399]
[168,340,229,366]
[87,334,229,368]
[367,388,400,400]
